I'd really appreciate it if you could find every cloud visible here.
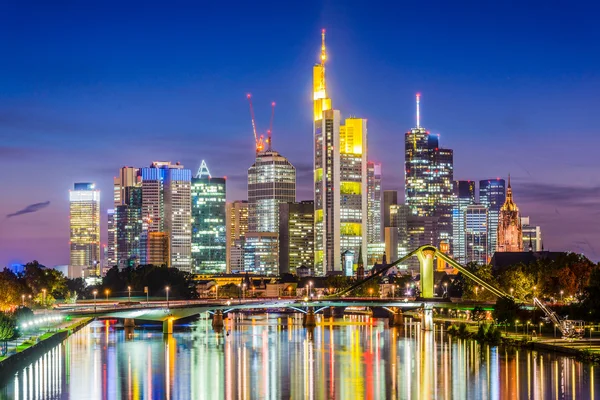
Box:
[516,182,600,209]
[6,201,51,218]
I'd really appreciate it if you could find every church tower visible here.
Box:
[496,175,523,252]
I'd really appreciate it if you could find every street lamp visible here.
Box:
[165,286,170,309]
[42,289,47,307]
[515,320,519,334]
[21,294,25,307]
[128,286,131,303]
[369,288,374,298]
[510,288,514,297]
[242,283,246,300]
[406,283,410,296]
[392,285,396,298]
[443,282,448,297]
[560,290,564,302]
[309,281,313,299]
[93,290,98,312]
[475,286,479,300]
[105,289,110,301]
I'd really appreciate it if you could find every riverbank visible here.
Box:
[0,317,92,381]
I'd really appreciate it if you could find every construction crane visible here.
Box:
[247,94,275,154]
[533,297,584,339]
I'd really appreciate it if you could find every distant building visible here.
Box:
[480,178,506,259]
[496,176,522,252]
[406,215,438,272]
[110,167,139,268]
[147,232,169,266]
[465,204,488,265]
[226,200,248,273]
[385,204,410,269]
[139,162,192,271]
[107,209,116,267]
[279,201,314,275]
[405,94,453,249]
[243,232,279,275]
[367,162,382,243]
[383,190,398,229]
[115,186,143,268]
[452,180,476,264]
[521,216,543,252]
[191,161,227,274]
[69,183,100,277]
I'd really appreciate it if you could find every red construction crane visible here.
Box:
[247,94,275,153]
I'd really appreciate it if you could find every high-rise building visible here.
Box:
[107,209,116,267]
[496,176,523,252]
[452,180,476,264]
[479,178,506,259]
[243,232,279,275]
[69,183,101,278]
[406,215,439,272]
[383,190,398,228]
[313,31,368,275]
[139,162,192,271]
[226,200,248,273]
[110,167,139,267]
[405,94,453,249]
[147,232,169,266]
[367,162,382,243]
[465,204,488,265]
[115,186,143,268]
[279,201,315,274]
[385,203,410,269]
[191,161,227,274]
[521,216,543,252]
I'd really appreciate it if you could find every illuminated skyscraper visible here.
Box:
[452,180,476,264]
[69,182,100,277]
[243,232,279,275]
[313,30,368,275]
[405,94,453,248]
[115,186,143,268]
[107,209,116,267]
[279,201,315,274]
[191,161,227,274]
[480,178,506,258]
[139,162,192,271]
[108,166,139,267]
[367,162,382,243]
[496,176,523,252]
[465,204,488,264]
[226,200,248,273]
[383,190,398,229]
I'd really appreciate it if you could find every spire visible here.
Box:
[320,29,327,92]
[416,93,421,128]
[195,160,211,179]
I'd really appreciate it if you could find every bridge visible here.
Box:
[63,245,510,333]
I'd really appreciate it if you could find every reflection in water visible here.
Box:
[1,315,599,399]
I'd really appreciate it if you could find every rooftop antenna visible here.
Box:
[196,160,211,179]
[267,101,275,150]
[416,93,421,128]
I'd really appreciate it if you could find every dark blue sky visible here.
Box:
[1,1,599,266]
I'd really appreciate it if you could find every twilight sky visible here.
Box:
[1,1,599,266]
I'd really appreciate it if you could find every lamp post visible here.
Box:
[105,289,110,301]
[406,283,409,297]
[93,290,98,312]
[510,288,514,297]
[475,286,479,300]
[443,282,448,297]
[128,286,131,303]
[42,289,46,307]
[242,283,246,300]
[369,288,374,299]
[165,286,170,309]
[309,281,313,299]
[392,285,396,299]
[560,290,564,303]
[21,294,25,307]
[515,320,519,334]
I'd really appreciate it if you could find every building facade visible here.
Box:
[243,232,279,275]
[479,178,506,259]
[191,165,226,274]
[313,31,368,275]
[465,204,488,265]
[279,201,315,274]
[226,200,248,273]
[521,216,543,252]
[496,177,523,252]
[405,94,453,249]
[367,161,382,243]
[452,180,476,264]
[115,186,143,268]
[69,183,101,277]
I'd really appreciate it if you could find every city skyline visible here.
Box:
[2,2,600,267]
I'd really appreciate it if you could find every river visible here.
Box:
[1,314,598,399]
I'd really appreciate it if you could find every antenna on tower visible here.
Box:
[267,101,275,150]
[196,160,211,179]
[416,93,421,128]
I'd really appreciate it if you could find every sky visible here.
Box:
[1,1,599,266]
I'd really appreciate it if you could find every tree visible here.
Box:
[461,263,498,301]
[497,265,536,301]
[493,297,520,324]
[0,269,25,311]
[0,313,17,356]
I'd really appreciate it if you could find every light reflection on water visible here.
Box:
[1,314,598,399]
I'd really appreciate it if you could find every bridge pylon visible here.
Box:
[303,307,316,327]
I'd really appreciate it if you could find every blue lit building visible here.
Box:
[479,179,506,260]
[452,181,475,264]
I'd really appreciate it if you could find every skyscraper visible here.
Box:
[313,31,368,275]
[69,183,100,278]
[383,190,398,228]
[367,161,382,243]
[243,232,279,275]
[405,94,453,248]
[226,200,248,273]
[248,150,296,233]
[115,186,143,268]
[496,176,523,252]
[465,204,488,264]
[191,161,227,274]
[521,216,543,251]
[479,178,506,259]
[452,180,476,264]
[279,201,314,274]
[139,162,192,271]
[107,209,116,268]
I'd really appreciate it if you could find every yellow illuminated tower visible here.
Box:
[496,175,523,252]
[313,30,367,276]
[69,182,101,278]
